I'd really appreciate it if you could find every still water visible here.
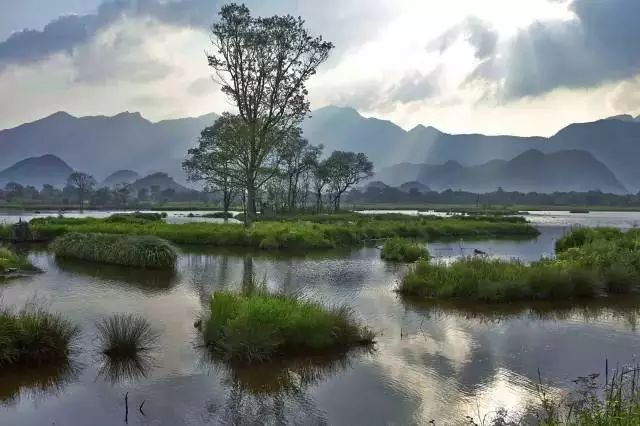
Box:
[1,216,640,424]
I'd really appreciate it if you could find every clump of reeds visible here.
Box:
[51,233,177,269]
[96,314,158,359]
[203,290,374,363]
[380,237,429,262]
[0,301,79,368]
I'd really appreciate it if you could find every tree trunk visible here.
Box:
[315,190,322,214]
[78,189,84,213]
[245,185,257,227]
[334,194,341,213]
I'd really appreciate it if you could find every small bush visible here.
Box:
[105,212,165,224]
[0,303,79,368]
[96,314,158,359]
[203,290,374,362]
[380,238,429,262]
[51,233,177,269]
[0,247,36,274]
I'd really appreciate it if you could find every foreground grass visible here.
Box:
[399,227,640,303]
[0,303,78,368]
[51,233,177,269]
[0,247,37,275]
[0,213,539,250]
[380,238,429,262]
[203,290,374,362]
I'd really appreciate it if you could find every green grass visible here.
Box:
[51,233,177,269]
[380,238,429,262]
[96,314,158,358]
[0,247,36,274]
[4,213,539,251]
[400,227,640,303]
[203,290,374,362]
[0,303,79,368]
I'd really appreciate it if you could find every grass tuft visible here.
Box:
[0,247,37,274]
[380,238,429,262]
[203,290,374,363]
[96,314,158,359]
[0,301,79,368]
[51,232,177,269]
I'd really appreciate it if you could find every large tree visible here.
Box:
[67,172,96,211]
[279,131,322,211]
[183,116,242,215]
[325,151,374,212]
[207,3,333,224]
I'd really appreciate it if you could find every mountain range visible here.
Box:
[376,149,626,194]
[1,107,640,193]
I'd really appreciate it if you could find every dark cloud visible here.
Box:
[0,0,388,70]
[388,68,441,104]
[469,0,640,98]
[428,17,498,60]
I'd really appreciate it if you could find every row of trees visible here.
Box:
[182,4,373,226]
[0,173,206,208]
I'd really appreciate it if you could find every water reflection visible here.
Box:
[96,352,156,385]
[54,258,178,294]
[0,362,79,406]
[402,296,640,329]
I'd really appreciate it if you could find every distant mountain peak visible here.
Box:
[0,154,74,188]
[607,114,636,122]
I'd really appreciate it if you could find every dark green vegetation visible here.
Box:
[203,290,374,362]
[2,213,538,250]
[0,247,37,276]
[96,314,158,359]
[51,233,177,269]
[0,303,78,369]
[380,238,429,262]
[399,227,640,303]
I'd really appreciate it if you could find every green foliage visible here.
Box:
[0,303,79,368]
[96,314,158,358]
[14,214,538,250]
[203,290,374,362]
[105,212,166,224]
[0,247,36,274]
[380,238,429,262]
[401,227,640,303]
[51,233,177,269]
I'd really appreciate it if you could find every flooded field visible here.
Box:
[2,215,640,424]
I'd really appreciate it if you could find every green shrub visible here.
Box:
[380,238,429,262]
[0,247,36,274]
[96,314,158,358]
[51,233,177,269]
[0,303,79,368]
[203,290,374,362]
[105,212,165,224]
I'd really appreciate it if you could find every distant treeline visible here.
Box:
[346,186,640,207]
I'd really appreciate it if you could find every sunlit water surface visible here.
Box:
[1,212,640,424]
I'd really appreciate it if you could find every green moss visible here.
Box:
[51,233,177,269]
[203,290,374,362]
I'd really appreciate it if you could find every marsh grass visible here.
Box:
[400,227,640,303]
[51,232,177,268]
[203,290,374,363]
[16,214,538,250]
[0,246,37,274]
[96,314,159,359]
[0,301,79,368]
[380,238,429,262]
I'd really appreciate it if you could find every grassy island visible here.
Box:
[202,290,374,362]
[51,233,177,269]
[380,238,429,262]
[399,227,640,303]
[0,212,539,251]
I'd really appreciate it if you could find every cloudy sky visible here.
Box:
[1,0,639,136]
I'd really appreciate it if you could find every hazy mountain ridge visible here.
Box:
[0,111,218,183]
[102,170,140,188]
[2,106,640,192]
[0,154,74,188]
[376,149,627,194]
